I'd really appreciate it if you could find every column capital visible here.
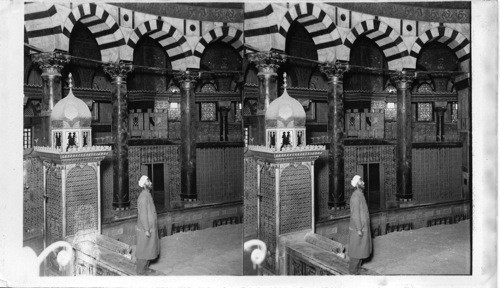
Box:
[218,101,232,110]
[174,70,200,83]
[319,60,350,79]
[103,61,133,82]
[248,51,287,74]
[32,51,70,76]
[390,70,417,89]
[434,101,448,111]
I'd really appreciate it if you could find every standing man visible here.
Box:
[136,175,160,275]
[348,175,372,275]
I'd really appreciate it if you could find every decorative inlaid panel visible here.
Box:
[243,157,258,238]
[200,102,217,122]
[260,166,276,273]
[128,145,180,208]
[47,168,62,244]
[168,105,181,121]
[343,145,396,207]
[200,83,217,93]
[235,102,242,123]
[385,102,397,121]
[417,103,434,122]
[66,165,98,236]
[23,157,44,239]
[197,123,219,142]
[371,100,386,110]
[286,248,336,275]
[316,152,330,221]
[280,164,311,234]
[412,148,462,203]
[197,147,243,203]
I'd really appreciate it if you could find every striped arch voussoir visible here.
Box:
[192,26,244,68]
[410,26,470,72]
[277,3,341,60]
[62,3,124,62]
[126,20,190,70]
[344,19,408,70]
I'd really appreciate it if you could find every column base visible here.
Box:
[327,203,346,210]
[180,195,198,202]
[112,202,131,210]
[397,197,415,208]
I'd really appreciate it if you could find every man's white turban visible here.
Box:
[138,175,149,188]
[351,175,361,187]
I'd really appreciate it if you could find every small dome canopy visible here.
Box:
[51,73,91,128]
[265,73,306,128]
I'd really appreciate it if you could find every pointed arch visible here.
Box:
[125,20,191,71]
[61,3,125,62]
[410,26,470,72]
[343,19,408,70]
[192,26,244,69]
[277,3,342,62]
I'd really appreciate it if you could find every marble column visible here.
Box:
[391,70,416,202]
[434,102,448,142]
[104,61,133,210]
[175,70,199,201]
[320,61,349,209]
[454,73,471,199]
[31,51,70,147]
[219,101,231,141]
[247,51,286,146]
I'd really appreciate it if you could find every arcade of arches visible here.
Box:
[22,2,472,276]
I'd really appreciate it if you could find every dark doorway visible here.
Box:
[142,163,166,211]
[360,163,381,211]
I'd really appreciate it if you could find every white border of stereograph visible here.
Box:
[0,0,497,287]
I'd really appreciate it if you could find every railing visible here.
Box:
[22,241,74,278]
[196,146,244,204]
[345,109,385,139]
[129,109,170,139]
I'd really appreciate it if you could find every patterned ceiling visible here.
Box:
[112,2,470,23]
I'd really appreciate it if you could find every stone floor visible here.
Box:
[149,224,242,275]
[148,220,470,275]
[362,219,471,275]
[23,220,470,276]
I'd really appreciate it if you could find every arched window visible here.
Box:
[167,85,180,94]
[345,35,388,92]
[309,70,327,90]
[200,83,217,93]
[417,83,434,93]
[130,36,172,91]
[68,21,101,88]
[200,41,241,91]
[416,41,459,92]
[282,20,318,88]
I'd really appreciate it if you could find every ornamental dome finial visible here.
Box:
[283,72,287,89]
[68,73,73,89]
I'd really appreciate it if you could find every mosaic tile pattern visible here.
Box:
[196,147,243,203]
[128,145,181,208]
[243,157,258,238]
[66,165,98,236]
[412,147,462,203]
[47,168,62,244]
[23,157,44,239]
[260,167,276,273]
[417,103,433,122]
[315,152,330,221]
[200,102,217,122]
[280,164,311,234]
[344,145,396,206]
